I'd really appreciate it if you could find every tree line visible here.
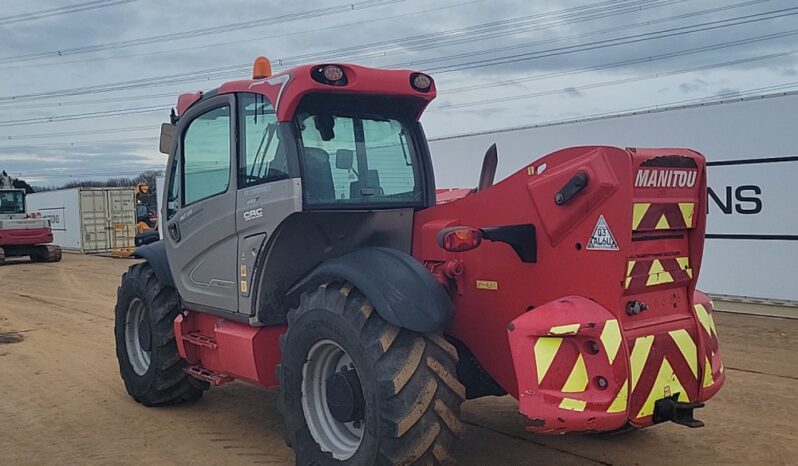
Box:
[2,170,162,194]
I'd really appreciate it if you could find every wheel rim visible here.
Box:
[301,339,365,460]
[125,297,151,376]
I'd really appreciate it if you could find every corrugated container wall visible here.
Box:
[25,187,137,253]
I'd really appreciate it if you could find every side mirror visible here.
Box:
[314,114,335,141]
[159,123,177,155]
[335,149,354,170]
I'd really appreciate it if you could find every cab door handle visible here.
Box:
[168,223,181,242]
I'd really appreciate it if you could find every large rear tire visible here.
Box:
[114,262,208,406]
[280,282,465,465]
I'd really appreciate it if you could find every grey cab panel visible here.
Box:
[236,178,303,316]
[163,94,240,313]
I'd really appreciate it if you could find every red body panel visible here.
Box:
[0,227,52,246]
[412,146,723,432]
[175,312,285,388]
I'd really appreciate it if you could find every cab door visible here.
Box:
[234,93,302,315]
[163,94,240,313]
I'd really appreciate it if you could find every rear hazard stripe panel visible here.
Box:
[632,202,695,232]
[628,331,701,421]
[625,257,692,291]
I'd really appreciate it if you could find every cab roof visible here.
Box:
[176,61,437,122]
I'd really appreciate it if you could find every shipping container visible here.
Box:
[427,92,798,308]
[25,187,137,253]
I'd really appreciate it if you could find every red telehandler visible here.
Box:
[115,57,724,465]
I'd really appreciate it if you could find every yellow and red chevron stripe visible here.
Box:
[694,302,724,390]
[626,328,701,421]
[632,202,695,232]
[624,257,693,290]
[533,319,628,414]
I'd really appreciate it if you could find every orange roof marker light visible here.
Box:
[253,56,272,79]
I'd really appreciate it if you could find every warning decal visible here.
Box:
[587,215,619,250]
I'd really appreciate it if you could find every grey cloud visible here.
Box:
[679,78,710,93]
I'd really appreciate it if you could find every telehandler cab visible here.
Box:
[116,57,724,465]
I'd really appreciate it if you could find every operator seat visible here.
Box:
[303,147,336,203]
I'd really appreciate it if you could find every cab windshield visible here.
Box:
[295,96,423,207]
[0,190,24,214]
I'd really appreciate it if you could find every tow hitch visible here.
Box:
[653,395,705,428]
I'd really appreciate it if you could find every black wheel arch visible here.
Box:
[288,247,453,333]
[132,240,175,288]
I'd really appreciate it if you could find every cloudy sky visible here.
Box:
[1,0,796,186]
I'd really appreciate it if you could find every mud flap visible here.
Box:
[507,296,629,433]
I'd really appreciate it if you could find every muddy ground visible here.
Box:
[1,254,796,465]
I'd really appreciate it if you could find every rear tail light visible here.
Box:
[410,72,433,92]
[311,65,348,86]
[438,226,482,253]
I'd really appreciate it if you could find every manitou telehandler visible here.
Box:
[115,57,724,465]
[0,175,62,264]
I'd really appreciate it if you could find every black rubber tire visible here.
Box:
[114,262,208,406]
[0,247,5,264]
[279,282,465,465]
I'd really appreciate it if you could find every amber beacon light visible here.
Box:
[253,56,272,79]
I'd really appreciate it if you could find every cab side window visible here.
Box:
[182,106,232,205]
[239,93,288,188]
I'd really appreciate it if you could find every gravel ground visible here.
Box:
[1,254,796,465]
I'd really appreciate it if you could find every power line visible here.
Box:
[18,168,165,179]
[444,29,798,94]
[0,0,137,26]
[2,26,787,142]
[10,83,798,175]
[0,0,685,102]
[1,125,155,141]
[428,48,798,111]
[502,83,798,131]
[0,0,485,72]
[385,0,775,70]
[281,0,684,64]
[425,6,798,73]
[0,0,768,111]
[0,0,403,64]
[0,105,169,127]
[1,4,792,114]
[1,0,780,107]
[0,137,158,151]
[0,93,178,111]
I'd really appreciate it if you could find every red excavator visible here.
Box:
[0,173,62,263]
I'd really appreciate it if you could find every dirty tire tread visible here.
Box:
[280,282,464,465]
[114,262,208,407]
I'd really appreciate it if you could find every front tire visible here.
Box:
[280,282,465,465]
[114,262,207,406]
